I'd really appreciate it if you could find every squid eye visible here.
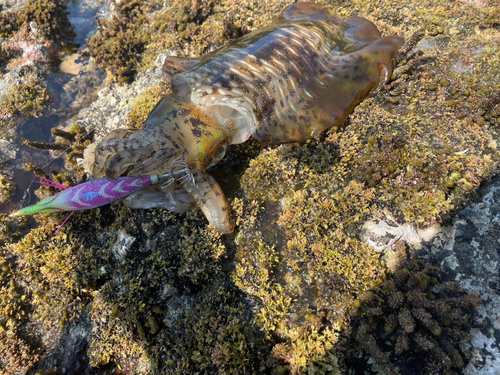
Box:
[208,142,228,168]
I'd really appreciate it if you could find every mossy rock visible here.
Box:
[2,0,499,373]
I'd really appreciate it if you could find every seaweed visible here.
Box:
[0,0,74,41]
[0,75,49,121]
[85,0,154,83]
[17,0,74,41]
[347,241,481,375]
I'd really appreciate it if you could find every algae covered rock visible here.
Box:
[0,0,76,133]
[349,241,481,375]
[0,173,14,203]
[1,0,500,373]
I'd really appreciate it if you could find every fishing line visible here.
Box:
[15,120,98,211]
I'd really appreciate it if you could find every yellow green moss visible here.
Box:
[0,214,27,247]
[88,291,151,370]
[0,174,14,204]
[0,221,89,373]
[0,76,49,123]
[86,0,298,82]
[0,253,40,374]
[124,81,171,130]
[231,196,379,374]
[0,0,73,41]
[177,223,227,285]
[17,0,74,41]
[85,0,160,83]
[56,204,272,374]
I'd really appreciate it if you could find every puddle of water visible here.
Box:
[68,0,101,47]
[3,0,105,213]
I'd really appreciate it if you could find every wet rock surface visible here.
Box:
[75,52,167,141]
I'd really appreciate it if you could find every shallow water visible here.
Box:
[4,0,105,213]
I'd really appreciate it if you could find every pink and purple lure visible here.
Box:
[11,175,159,217]
[10,160,193,232]
[10,174,161,232]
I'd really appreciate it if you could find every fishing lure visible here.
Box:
[10,161,194,231]
[83,3,404,233]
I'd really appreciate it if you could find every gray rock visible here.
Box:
[75,51,169,142]
[420,178,500,375]
[360,177,500,374]
[111,229,136,260]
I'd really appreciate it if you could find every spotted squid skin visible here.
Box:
[83,2,404,234]
[168,3,403,145]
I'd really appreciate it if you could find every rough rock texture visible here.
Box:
[75,51,167,141]
[421,176,500,375]
[357,173,500,374]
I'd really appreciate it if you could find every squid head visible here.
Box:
[84,96,233,233]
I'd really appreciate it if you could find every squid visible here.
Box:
[19,3,404,233]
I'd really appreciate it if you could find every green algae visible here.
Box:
[0,222,89,374]
[74,207,272,374]
[86,0,297,82]
[124,81,171,130]
[17,0,74,41]
[0,4,18,39]
[0,174,14,204]
[0,0,76,127]
[231,198,347,374]
[0,75,49,125]
[0,0,74,53]
[0,43,19,73]
[1,0,499,372]
[85,0,156,83]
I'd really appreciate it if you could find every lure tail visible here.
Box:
[10,176,68,217]
[10,193,67,216]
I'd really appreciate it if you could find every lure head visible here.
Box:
[83,97,234,233]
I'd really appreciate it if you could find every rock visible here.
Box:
[75,55,166,141]
[58,318,91,375]
[161,283,177,301]
[111,229,136,260]
[418,176,500,375]
[359,177,500,374]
